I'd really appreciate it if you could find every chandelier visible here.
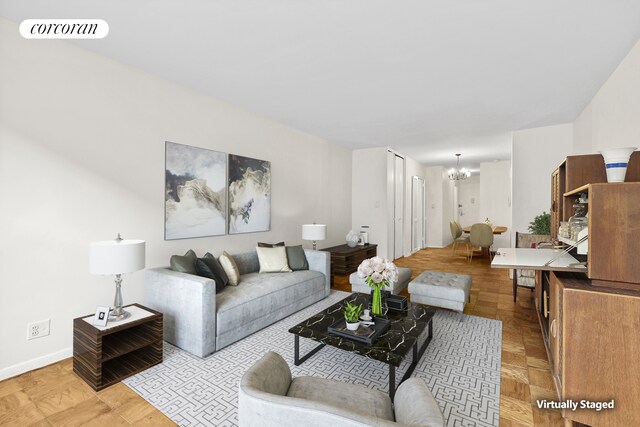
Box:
[448,154,471,180]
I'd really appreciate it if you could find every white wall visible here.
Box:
[511,124,573,242]
[441,174,455,247]
[479,161,512,249]
[457,175,480,227]
[352,148,426,259]
[425,166,444,247]
[352,147,389,257]
[0,19,352,379]
[573,39,640,153]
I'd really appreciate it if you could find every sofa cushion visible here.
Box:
[216,271,325,333]
[287,376,394,422]
[195,253,228,292]
[256,246,292,273]
[286,245,309,271]
[257,241,285,248]
[170,249,197,275]
[219,251,241,286]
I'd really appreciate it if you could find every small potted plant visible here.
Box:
[343,302,362,330]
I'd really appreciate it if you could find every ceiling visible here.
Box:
[2,0,640,169]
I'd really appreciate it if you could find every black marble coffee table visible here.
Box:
[288,293,436,399]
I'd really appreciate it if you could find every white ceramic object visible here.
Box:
[599,147,636,182]
[345,321,360,331]
[346,230,359,247]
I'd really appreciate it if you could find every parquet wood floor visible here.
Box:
[0,247,563,426]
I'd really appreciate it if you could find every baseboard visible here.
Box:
[0,347,72,381]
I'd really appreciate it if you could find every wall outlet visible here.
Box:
[27,319,50,340]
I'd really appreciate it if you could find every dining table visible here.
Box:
[462,225,508,234]
[462,225,508,258]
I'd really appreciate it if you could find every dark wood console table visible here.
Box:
[321,244,377,286]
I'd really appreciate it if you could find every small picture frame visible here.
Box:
[93,306,110,327]
[358,231,369,245]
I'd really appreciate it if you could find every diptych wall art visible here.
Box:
[165,142,227,240]
[228,155,271,234]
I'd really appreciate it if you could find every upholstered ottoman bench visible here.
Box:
[408,271,472,315]
[349,267,412,295]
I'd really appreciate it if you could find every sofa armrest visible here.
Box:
[305,250,330,297]
[145,267,217,357]
[394,378,445,426]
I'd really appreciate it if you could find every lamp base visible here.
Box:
[109,307,131,322]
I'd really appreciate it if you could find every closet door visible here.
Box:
[412,176,425,252]
[394,154,404,259]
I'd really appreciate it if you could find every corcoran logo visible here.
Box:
[19,19,109,39]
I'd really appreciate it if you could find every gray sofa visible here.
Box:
[145,249,330,357]
[239,351,445,426]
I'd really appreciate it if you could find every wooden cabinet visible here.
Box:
[544,273,640,426]
[552,151,640,223]
[550,167,564,239]
[322,244,377,285]
[551,152,640,288]
[73,304,163,391]
[531,152,640,426]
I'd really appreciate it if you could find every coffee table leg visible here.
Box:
[389,365,396,400]
[294,335,300,365]
[294,335,326,366]
[397,318,434,392]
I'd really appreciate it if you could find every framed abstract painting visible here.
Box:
[165,141,227,240]
[228,154,271,234]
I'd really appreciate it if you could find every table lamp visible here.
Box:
[90,234,146,321]
[302,223,327,250]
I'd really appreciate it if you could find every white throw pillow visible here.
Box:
[219,251,241,286]
[256,246,292,273]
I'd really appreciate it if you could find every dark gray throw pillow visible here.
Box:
[196,253,229,293]
[170,249,197,274]
[286,245,309,271]
[257,241,285,248]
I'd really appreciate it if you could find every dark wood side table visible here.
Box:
[73,303,163,391]
[321,244,377,286]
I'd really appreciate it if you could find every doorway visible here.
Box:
[412,176,425,252]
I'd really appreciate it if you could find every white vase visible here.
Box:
[345,321,360,331]
[599,147,637,182]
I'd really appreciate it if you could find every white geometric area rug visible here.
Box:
[125,291,502,427]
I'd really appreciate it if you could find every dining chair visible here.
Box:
[449,221,470,257]
[512,231,551,302]
[468,223,494,262]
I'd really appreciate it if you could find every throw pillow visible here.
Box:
[170,249,197,275]
[195,253,229,293]
[257,241,285,248]
[286,245,309,271]
[219,251,241,286]
[256,246,292,273]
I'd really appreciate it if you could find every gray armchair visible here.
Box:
[239,351,445,427]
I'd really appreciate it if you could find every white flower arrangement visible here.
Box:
[357,257,398,315]
[357,257,398,286]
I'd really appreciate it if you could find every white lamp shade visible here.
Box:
[90,238,146,275]
[302,224,327,241]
